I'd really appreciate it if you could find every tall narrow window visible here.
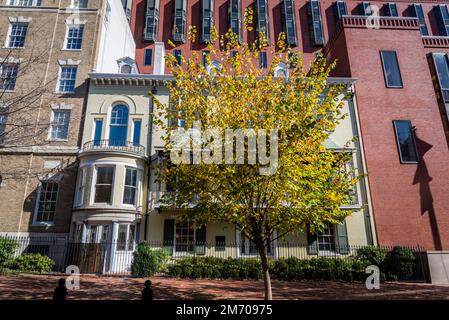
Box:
[380,50,403,88]
[201,0,214,43]
[384,3,398,17]
[35,181,59,223]
[393,120,418,163]
[58,66,77,93]
[202,50,210,67]
[94,166,114,203]
[123,167,138,205]
[49,110,70,140]
[172,0,187,43]
[144,48,153,66]
[0,64,18,91]
[334,1,347,22]
[229,0,242,44]
[65,25,84,50]
[360,1,373,16]
[133,120,141,146]
[432,53,449,102]
[7,22,27,48]
[173,49,182,66]
[0,106,8,144]
[410,4,428,36]
[144,0,159,42]
[76,167,86,206]
[281,0,297,46]
[175,221,194,252]
[93,119,103,146]
[117,224,135,251]
[256,0,270,45]
[308,0,324,47]
[436,4,449,36]
[109,105,128,146]
[259,51,267,69]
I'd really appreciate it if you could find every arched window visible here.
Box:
[109,104,128,146]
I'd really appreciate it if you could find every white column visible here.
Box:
[108,221,118,272]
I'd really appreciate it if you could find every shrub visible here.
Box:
[0,237,18,266]
[131,242,170,277]
[7,254,54,273]
[355,246,387,268]
[384,246,416,280]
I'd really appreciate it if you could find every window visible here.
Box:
[256,0,270,45]
[308,0,324,47]
[123,167,137,205]
[240,232,272,255]
[432,53,449,102]
[202,50,210,67]
[144,48,153,66]
[380,50,403,88]
[7,23,28,48]
[35,181,58,223]
[360,1,372,15]
[410,4,428,36]
[436,4,449,36]
[76,167,86,206]
[334,1,347,21]
[282,0,297,46]
[72,223,83,242]
[317,225,336,251]
[384,3,398,17]
[9,0,42,6]
[175,221,194,252]
[229,0,242,44]
[308,222,349,254]
[109,105,128,146]
[72,0,88,9]
[144,0,159,42]
[215,236,225,251]
[120,64,132,74]
[259,51,267,69]
[393,120,418,163]
[93,119,103,145]
[173,49,182,66]
[117,224,135,251]
[65,25,84,50]
[94,166,114,203]
[201,0,214,43]
[0,64,18,91]
[173,0,187,43]
[49,111,70,140]
[0,106,8,144]
[133,120,141,146]
[58,66,77,93]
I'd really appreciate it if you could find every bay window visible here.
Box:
[94,166,114,203]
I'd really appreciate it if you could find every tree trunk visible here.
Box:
[259,247,273,300]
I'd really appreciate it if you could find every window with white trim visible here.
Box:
[76,167,86,206]
[123,167,138,205]
[9,0,41,6]
[6,22,28,48]
[175,221,194,252]
[317,225,336,251]
[65,25,84,50]
[117,224,135,251]
[49,110,70,140]
[0,64,19,91]
[240,232,272,255]
[72,0,88,9]
[94,166,114,203]
[58,66,77,93]
[0,106,8,144]
[35,181,59,223]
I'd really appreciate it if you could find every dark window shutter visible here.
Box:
[163,219,175,247]
[336,220,349,255]
[195,225,206,255]
[307,229,318,255]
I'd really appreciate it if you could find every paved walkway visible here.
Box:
[0,274,448,300]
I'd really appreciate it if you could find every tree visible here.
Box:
[152,13,360,300]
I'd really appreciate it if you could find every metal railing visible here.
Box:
[82,140,146,156]
[0,236,430,281]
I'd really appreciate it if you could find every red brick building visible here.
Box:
[129,0,449,251]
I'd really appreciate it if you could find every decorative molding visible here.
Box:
[0,146,79,155]
[8,16,32,23]
[58,58,81,66]
[65,18,87,25]
[51,102,74,110]
[0,56,21,64]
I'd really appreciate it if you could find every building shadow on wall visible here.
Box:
[413,133,442,250]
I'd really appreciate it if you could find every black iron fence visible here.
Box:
[0,236,430,282]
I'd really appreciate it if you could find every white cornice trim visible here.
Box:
[58,58,81,66]
[0,146,79,154]
[8,16,32,23]
[0,56,22,64]
[65,18,87,25]
[51,102,73,110]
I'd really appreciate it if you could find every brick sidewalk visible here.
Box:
[0,274,448,300]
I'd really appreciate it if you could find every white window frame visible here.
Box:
[0,63,19,92]
[173,220,195,254]
[71,0,88,9]
[5,22,28,48]
[235,227,277,258]
[75,166,87,207]
[64,24,84,50]
[32,180,59,226]
[122,166,140,207]
[116,223,135,251]
[48,110,70,141]
[8,0,42,6]
[57,65,77,94]
[91,165,115,205]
